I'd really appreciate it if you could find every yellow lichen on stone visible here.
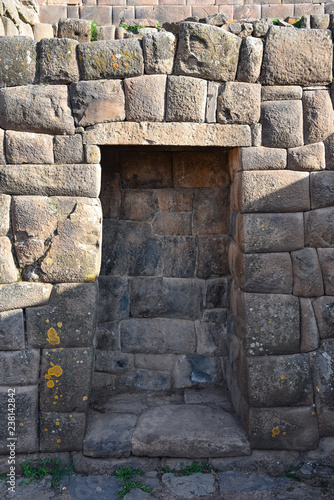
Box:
[46,327,60,345]
[47,380,55,388]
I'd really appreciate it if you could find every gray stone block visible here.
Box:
[0,37,37,87]
[261,85,302,101]
[237,37,263,84]
[161,236,196,278]
[311,340,334,435]
[98,277,129,322]
[291,248,324,297]
[197,236,229,279]
[5,131,53,164]
[313,297,334,339]
[166,75,207,123]
[54,135,84,164]
[318,248,334,295]
[288,143,325,172]
[95,350,134,374]
[300,298,320,353]
[324,133,334,170]
[206,81,219,123]
[218,82,261,125]
[143,31,176,75]
[38,38,79,84]
[0,349,39,385]
[117,369,172,391]
[303,90,334,145]
[40,412,86,453]
[229,147,287,173]
[0,309,25,350]
[163,472,216,497]
[96,322,120,351]
[199,309,229,356]
[205,278,229,309]
[124,75,166,122]
[311,172,334,209]
[305,207,334,247]
[261,100,303,148]
[0,282,52,313]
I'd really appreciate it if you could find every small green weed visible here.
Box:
[120,23,145,32]
[163,460,217,477]
[156,22,162,29]
[114,467,153,499]
[20,458,75,489]
[91,20,98,42]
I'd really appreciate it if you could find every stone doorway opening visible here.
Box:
[83,145,251,459]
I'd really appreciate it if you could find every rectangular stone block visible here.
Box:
[0,195,10,236]
[217,82,261,125]
[303,90,334,145]
[0,237,19,284]
[0,386,39,454]
[310,171,334,209]
[0,309,25,350]
[40,412,86,452]
[261,100,303,148]
[288,142,325,172]
[120,318,196,354]
[291,248,324,297]
[5,131,54,164]
[173,150,229,188]
[206,81,219,123]
[318,248,334,295]
[300,298,320,353]
[193,187,229,235]
[0,164,101,197]
[166,75,207,123]
[313,297,334,339]
[26,283,98,348]
[199,309,229,356]
[121,190,157,221]
[0,282,52,313]
[95,350,134,374]
[96,322,120,351]
[0,37,37,88]
[237,37,263,84]
[304,207,334,247]
[54,135,84,164]
[134,353,174,371]
[152,212,191,235]
[143,32,176,75]
[205,278,229,309]
[261,85,302,101]
[234,212,304,253]
[121,150,172,189]
[157,189,193,212]
[117,369,172,391]
[197,236,230,278]
[38,38,79,84]
[98,277,129,323]
[229,147,287,174]
[40,347,94,412]
[161,236,196,278]
[125,75,166,122]
[311,340,334,435]
[0,349,40,385]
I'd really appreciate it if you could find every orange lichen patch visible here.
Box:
[283,432,287,435]
[113,63,118,69]
[112,54,117,60]
[56,422,60,426]
[49,365,63,377]
[280,376,285,380]
[268,321,271,324]
[312,411,316,415]
[69,414,72,418]
[78,54,82,60]
[46,319,49,323]
[53,402,57,405]
[85,274,96,282]
[45,428,48,432]
[57,439,61,444]
[316,385,320,392]
[17,45,20,49]
[19,423,23,426]
[55,396,58,399]
[47,327,60,345]
[83,396,88,401]
[272,427,280,435]
[47,380,55,388]
[45,374,51,380]
[260,224,264,228]
[57,322,62,328]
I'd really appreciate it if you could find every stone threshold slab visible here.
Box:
[83,122,252,148]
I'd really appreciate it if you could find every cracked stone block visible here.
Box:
[175,22,241,82]
[173,150,229,188]
[291,248,324,297]
[303,90,334,145]
[318,248,334,295]
[197,236,230,279]
[143,32,176,75]
[70,80,125,128]
[0,237,19,284]
[166,75,207,123]
[0,85,75,135]
[0,349,39,385]
[38,38,79,84]
[40,347,94,412]
[0,195,10,237]
[311,172,334,210]
[0,282,52,312]
[0,310,25,350]
[0,37,37,87]
[237,37,263,83]
[53,135,84,164]
[300,298,320,353]
[98,277,129,323]
[261,100,303,148]
[313,297,334,340]
[311,340,334,435]
[288,143,325,172]
[217,83,261,125]
[5,131,53,164]
[304,207,334,248]
[124,75,166,122]
[26,282,98,348]
[40,412,86,453]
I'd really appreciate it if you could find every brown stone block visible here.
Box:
[79,5,112,24]
[313,297,334,340]
[288,142,325,172]
[5,131,53,164]
[261,85,302,102]
[121,190,157,221]
[162,236,196,278]
[33,22,54,42]
[40,412,86,453]
[303,90,334,145]
[249,407,319,450]
[121,150,172,189]
[166,75,207,123]
[237,37,263,84]
[53,135,84,164]
[217,82,261,125]
[300,298,320,353]
[0,309,25,350]
[153,212,192,235]
[304,207,334,248]
[38,38,79,84]
[318,248,334,295]
[124,75,167,122]
[310,171,334,209]
[261,100,303,148]
[324,132,334,170]
[143,31,176,75]
[157,189,193,212]
[0,237,19,284]
[58,18,91,42]
[173,150,229,188]
[235,212,304,253]
[291,248,324,297]
[193,187,229,236]
[197,236,229,278]
[229,147,287,174]
[311,340,334,436]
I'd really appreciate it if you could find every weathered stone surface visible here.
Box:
[261,85,303,101]
[261,26,332,86]
[161,236,196,278]
[121,190,157,222]
[324,133,334,170]
[69,452,159,476]
[303,90,334,145]
[157,189,193,212]
[311,340,334,435]
[40,412,86,453]
[117,369,172,391]
[288,142,325,171]
[0,85,75,135]
[0,194,10,236]
[261,100,303,148]
[0,128,5,164]
[5,130,53,164]
[124,75,166,122]
[54,135,84,164]
[162,472,216,498]
[0,164,101,197]
[39,38,79,84]
[0,309,24,350]
[84,411,137,458]
[318,248,334,295]
[33,22,54,42]
[121,150,172,189]
[229,242,293,294]
[166,75,207,123]
[2,17,17,36]
[153,213,191,235]
[218,82,261,125]
[83,122,252,147]
[311,172,334,209]
[313,297,334,339]
[229,147,287,174]
[300,298,320,352]
[77,39,144,80]
[58,18,91,42]
[0,386,38,454]
[231,286,300,356]
[173,354,219,388]
[132,405,251,457]
[175,22,241,82]
[121,318,196,354]
[0,237,19,284]
[85,145,101,164]
[234,212,304,253]
[197,309,228,356]
[206,81,219,123]
[143,31,176,74]
[197,236,229,279]
[291,248,324,297]
[95,350,134,374]
[173,150,229,188]
[232,171,310,213]
[237,37,263,83]
[135,353,174,372]
[305,207,334,247]
[40,347,94,412]
[193,187,229,235]
[95,25,116,41]
[98,277,129,322]
[0,282,52,312]
[130,277,203,319]
[26,282,98,348]
[0,349,39,385]
[16,0,39,25]
[0,36,37,87]
[70,80,125,128]
[205,278,229,309]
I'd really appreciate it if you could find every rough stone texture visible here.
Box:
[288,142,325,171]
[261,26,333,86]
[33,23,54,42]
[261,100,303,148]
[175,22,241,82]
[324,133,334,170]
[132,405,251,457]
[217,83,261,125]
[120,318,196,354]
[193,187,229,235]
[121,191,157,222]
[0,282,52,312]
[98,277,129,322]
[58,18,92,43]
[313,297,334,339]
[318,248,334,295]
[70,80,125,128]
[232,170,310,213]
[162,472,216,498]
[300,298,320,352]
[234,212,304,253]
[124,75,166,122]
[0,386,38,454]
[0,128,5,164]
[95,350,134,374]
[0,164,101,197]
[229,147,287,173]
[173,150,229,187]
[0,237,19,284]
[197,309,229,356]
[206,81,219,123]
[53,135,84,164]
[249,407,319,450]
[5,130,53,164]
[85,145,101,164]
[77,39,144,80]
[26,282,98,348]
[291,248,324,297]
[39,38,79,84]
[16,0,39,25]
[83,122,252,147]
[237,37,263,83]
[0,309,25,350]
[162,236,196,278]
[261,86,303,101]
[311,340,334,435]
[197,236,229,278]
[205,278,229,309]
[40,412,86,452]
[311,172,334,210]
[0,194,10,236]
[0,36,37,87]
[0,85,75,135]
[40,347,94,412]
[305,207,334,247]
[0,349,39,385]
[303,90,334,145]
[143,31,176,75]
[166,75,207,123]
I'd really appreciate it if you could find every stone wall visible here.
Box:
[0,22,333,455]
